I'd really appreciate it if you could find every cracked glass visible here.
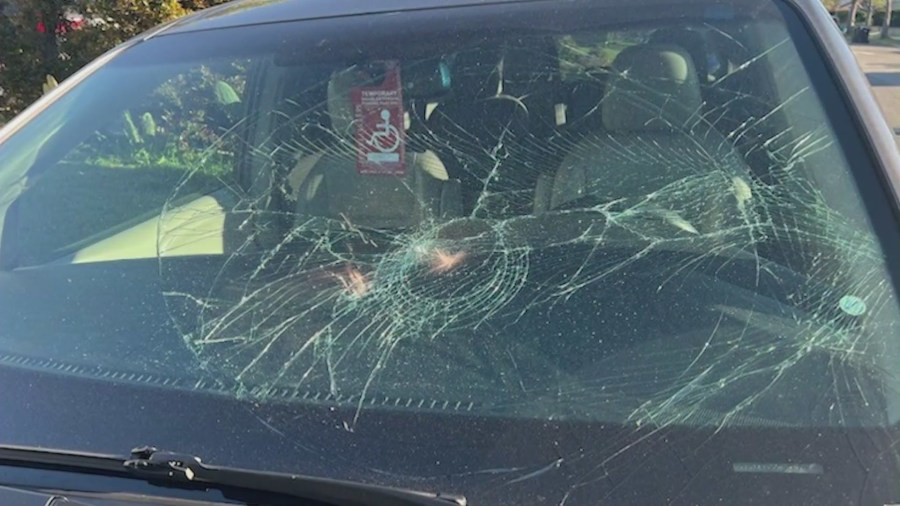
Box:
[1,0,900,504]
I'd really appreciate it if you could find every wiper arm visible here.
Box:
[0,444,466,506]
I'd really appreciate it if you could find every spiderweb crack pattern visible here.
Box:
[158,32,900,459]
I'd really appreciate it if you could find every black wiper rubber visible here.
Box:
[0,444,466,506]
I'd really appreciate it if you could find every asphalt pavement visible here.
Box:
[851,44,900,142]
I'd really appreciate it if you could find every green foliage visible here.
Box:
[64,59,247,178]
[0,0,231,120]
[140,111,157,137]
[214,80,240,105]
[0,0,240,177]
[122,110,142,144]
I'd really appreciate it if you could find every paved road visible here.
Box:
[851,44,900,140]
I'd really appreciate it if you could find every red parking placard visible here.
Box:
[353,61,406,176]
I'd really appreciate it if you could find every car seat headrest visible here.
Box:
[602,44,702,133]
[649,28,711,81]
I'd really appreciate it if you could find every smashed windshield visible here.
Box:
[1,0,900,502]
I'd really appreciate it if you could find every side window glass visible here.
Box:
[8,60,248,267]
[65,64,246,176]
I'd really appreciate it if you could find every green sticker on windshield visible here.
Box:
[839,295,867,316]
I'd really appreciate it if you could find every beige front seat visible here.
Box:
[535,44,751,235]
[289,66,460,230]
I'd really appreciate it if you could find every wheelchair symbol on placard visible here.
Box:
[366,109,401,153]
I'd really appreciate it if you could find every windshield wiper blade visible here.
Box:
[0,444,466,506]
